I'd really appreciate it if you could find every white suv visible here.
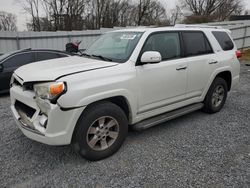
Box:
[10,25,240,160]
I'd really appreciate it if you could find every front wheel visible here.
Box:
[203,77,228,114]
[72,102,128,161]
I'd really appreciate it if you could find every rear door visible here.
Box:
[0,52,35,91]
[181,31,216,98]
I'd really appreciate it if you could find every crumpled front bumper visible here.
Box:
[10,85,85,146]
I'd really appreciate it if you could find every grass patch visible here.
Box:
[241,49,250,61]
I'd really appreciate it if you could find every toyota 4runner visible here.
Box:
[10,25,240,160]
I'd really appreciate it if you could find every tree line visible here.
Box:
[0,0,248,31]
[19,0,168,31]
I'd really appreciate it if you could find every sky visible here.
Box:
[0,0,250,31]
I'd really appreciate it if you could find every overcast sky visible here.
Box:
[1,0,250,31]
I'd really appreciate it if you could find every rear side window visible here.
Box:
[36,52,67,62]
[4,52,35,68]
[182,32,213,57]
[212,31,234,51]
[141,32,181,60]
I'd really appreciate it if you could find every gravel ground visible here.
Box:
[0,63,250,188]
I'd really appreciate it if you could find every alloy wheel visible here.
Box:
[86,116,119,151]
[212,85,225,108]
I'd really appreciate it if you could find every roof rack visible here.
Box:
[174,24,222,29]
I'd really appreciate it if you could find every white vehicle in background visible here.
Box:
[10,25,240,160]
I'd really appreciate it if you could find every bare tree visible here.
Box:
[181,0,244,21]
[137,0,168,26]
[18,0,170,31]
[169,5,183,25]
[0,11,17,31]
[17,0,42,31]
[85,0,139,29]
[40,0,67,30]
[214,0,243,21]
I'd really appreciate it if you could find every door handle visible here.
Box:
[176,66,187,71]
[209,61,218,64]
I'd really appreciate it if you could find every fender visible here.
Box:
[58,89,137,123]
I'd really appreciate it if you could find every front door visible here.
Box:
[136,32,187,114]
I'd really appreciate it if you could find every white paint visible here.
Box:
[10,26,240,145]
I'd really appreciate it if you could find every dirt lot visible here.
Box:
[0,62,250,188]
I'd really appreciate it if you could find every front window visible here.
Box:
[85,32,143,63]
[141,32,181,61]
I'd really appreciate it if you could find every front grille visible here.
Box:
[15,100,36,118]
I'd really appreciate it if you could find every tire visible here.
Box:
[72,101,128,161]
[203,77,228,114]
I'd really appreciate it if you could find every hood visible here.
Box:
[14,56,118,82]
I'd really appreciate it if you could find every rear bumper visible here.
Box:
[10,85,85,146]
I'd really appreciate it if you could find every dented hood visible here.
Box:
[14,56,118,82]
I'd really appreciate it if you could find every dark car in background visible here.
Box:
[0,48,72,93]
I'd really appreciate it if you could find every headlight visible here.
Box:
[33,82,66,101]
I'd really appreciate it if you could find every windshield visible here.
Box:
[85,32,143,63]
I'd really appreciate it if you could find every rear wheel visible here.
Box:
[203,77,228,114]
[72,102,128,161]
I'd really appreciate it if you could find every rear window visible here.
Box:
[182,32,213,57]
[212,31,234,51]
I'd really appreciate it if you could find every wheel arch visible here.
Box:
[215,71,232,91]
[71,95,132,144]
[202,69,232,101]
[79,95,132,124]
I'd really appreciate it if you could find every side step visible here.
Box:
[133,103,204,131]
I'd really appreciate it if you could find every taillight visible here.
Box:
[236,50,242,58]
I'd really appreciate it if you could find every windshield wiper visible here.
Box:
[80,52,91,57]
[81,53,113,62]
[91,54,113,62]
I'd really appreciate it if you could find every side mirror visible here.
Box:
[140,51,162,64]
[0,64,3,72]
